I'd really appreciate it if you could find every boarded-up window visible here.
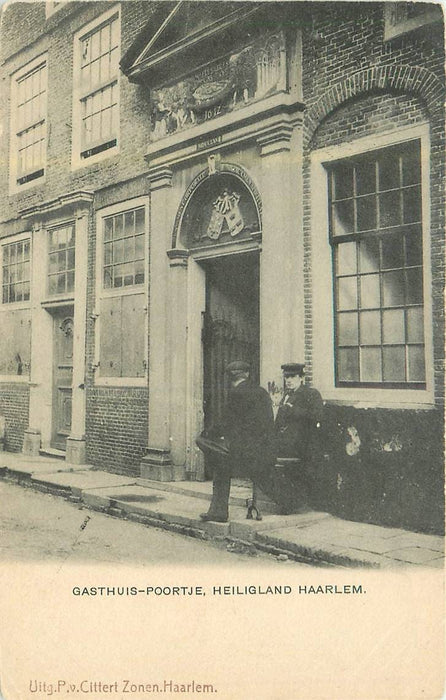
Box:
[0,308,31,375]
[99,293,145,377]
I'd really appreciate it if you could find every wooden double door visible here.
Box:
[51,308,74,450]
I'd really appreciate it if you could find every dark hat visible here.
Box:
[225,360,250,373]
[281,363,305,377]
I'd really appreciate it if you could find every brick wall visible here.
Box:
[300,3,444,532]
[0,384,29,452]
[86,387,148,475]
[0,1,154,229]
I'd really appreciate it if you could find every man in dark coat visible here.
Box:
[200,361,275,523]
[275,363,323,460]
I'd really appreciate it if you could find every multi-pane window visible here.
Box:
[48,225,75,296]
[79,14,119,159]
[15,62,47,185]
[103,207,145,289]
[2,240,31,303]
[328,140,425,388]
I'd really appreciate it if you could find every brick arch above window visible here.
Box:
[305,64,444,144]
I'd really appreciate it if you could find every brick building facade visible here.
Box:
[0,1,444,532]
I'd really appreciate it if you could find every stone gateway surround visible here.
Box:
[0,1,443,533]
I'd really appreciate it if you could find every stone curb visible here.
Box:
[0,466,385,568]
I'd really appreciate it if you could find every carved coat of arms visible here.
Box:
[206,190,244,240]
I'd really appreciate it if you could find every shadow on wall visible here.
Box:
[307,405,444,535]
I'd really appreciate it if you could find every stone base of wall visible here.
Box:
[0,384,30,452]
[305,405,444,535]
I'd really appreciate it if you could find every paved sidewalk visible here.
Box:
[1,451,444,569]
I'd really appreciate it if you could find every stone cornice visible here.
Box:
[19,191,94,221]
[147,166,174,191]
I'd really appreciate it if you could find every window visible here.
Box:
[95,200,148,383]
[328,140,425,389]
[2,239,31,303]
[103,207,145,289]
[11,57,47,189]
[73,7,120,165]
[0,235,31,377]
[47,224,75,296]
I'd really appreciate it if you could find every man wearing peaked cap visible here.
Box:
[275,362,323,460]
[199,359,275,523]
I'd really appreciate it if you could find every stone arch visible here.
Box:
[171,162,262,249]
[306,64,444,143]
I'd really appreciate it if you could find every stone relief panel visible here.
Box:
[179,172,261,249]
[150,31,287,141]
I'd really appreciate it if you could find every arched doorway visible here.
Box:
[174,163,262,479]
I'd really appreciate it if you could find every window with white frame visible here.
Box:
[0,235,32,376]
[2,238,31,304]
[11,58,47,188]
[73,8,120,164]
[97,202,147,381]
[327,140,425,389]
[47,223,75,296]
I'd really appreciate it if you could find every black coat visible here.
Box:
[275,384,323,459]
[223,379,275,475]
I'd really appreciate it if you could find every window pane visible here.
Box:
[406,268,423,304]
[337,312,358,344]
[49,252,58,273]
[332,200,354,236]
[135,208,145,233]
[67,249,75,271]
[338,277,357,310]
[57,273,66,293]
[114,215,123,238]
[361,347,382,382]
[378,154,400,191]
[402,147,421,186]
[338,348,359,382]
[381,233,403,270]
[358,237,380,272]
[104,267,113,288]
[407,346,425,382]
[134,259,144,285]
[48,276,58,295]
[405,231,422,266]
[104,242,113,265]
[337,242,357,275]
[135,234,144,259]
[113,264,123,287]
[383,309,405,343]
[122,262,134,286]
[124,211,134,237]
[406,307,424,342]
[382,271,405,307]
[66,271,75,293]
[360,274,380,309]
[356,161,376,195]
[333,164,353,199]
[104,218,113,242]
[379,191,401,227]
[383,346,406,382]
[357,195,377,231]
[360,310,381,344]
[113,239,124,263]
[403,186,421,223]
[123,237,134,263]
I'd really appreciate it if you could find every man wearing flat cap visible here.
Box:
[275,363,323,460]
[200,360,275,523]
